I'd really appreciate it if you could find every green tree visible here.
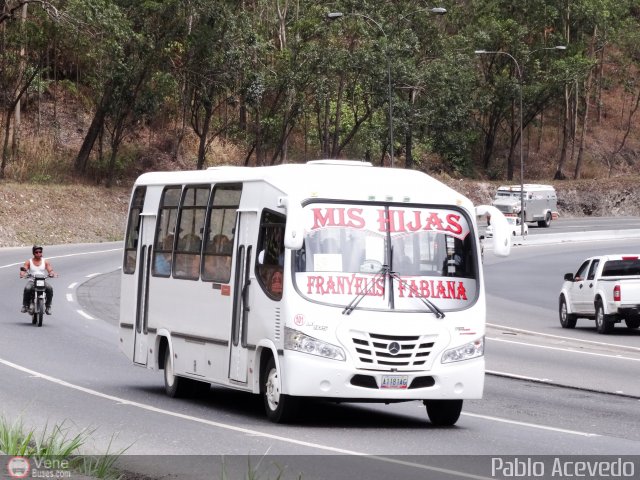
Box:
[68,0,185,185]
[0,0,57,178]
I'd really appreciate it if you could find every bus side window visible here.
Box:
[256,210,285,300]
[123,186,146,274]
[173,186,209,280]
[152,187,181,277]
[202,184,241,283]
[203,234,232,282]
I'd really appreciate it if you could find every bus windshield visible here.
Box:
[293,203,479,312]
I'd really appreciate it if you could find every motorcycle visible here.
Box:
[20,266,53,327]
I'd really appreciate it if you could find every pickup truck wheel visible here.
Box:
[625,318,640,329]
[595,301,614,334]
[559,296,577,328]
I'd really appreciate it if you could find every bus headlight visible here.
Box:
[285,327,346,361]
[441,337,484,364]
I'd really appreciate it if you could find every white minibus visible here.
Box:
[119,160,510,425]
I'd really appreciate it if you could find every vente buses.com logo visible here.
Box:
[6,456,31,478]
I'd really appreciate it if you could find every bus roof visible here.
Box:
[134,161,473,209]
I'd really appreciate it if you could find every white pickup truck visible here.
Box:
[559,254,640,334]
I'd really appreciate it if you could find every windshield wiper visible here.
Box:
[388,271,446,319]
[342,265,388,315]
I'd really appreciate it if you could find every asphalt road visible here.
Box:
[2,232,640,479]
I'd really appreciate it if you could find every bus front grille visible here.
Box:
[349,332,436,368]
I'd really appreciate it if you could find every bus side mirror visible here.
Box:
[476,205,511,257]
[278,196,304,250]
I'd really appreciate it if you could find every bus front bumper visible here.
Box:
[280,351,484,400]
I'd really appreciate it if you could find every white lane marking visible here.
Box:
[68,282,78,289]
[76,310,95,320]
[461,412,599,437]
[488,323,640,353]
[66,294,73,303]
[85,273,101,278]
[0,359,496,480]
[0,357,599,471]
[487,336,640,362]
[486,370,552,383]
[0,248,121,270]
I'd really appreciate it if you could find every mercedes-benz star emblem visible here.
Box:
[388,342,401,355]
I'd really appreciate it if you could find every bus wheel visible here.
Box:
[424,399,463,426]
[262,356,299,423]
[164,348,191,398]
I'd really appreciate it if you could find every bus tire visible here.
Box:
[262,356,299,423]
[424,399,463,426]
[163,348,191,398]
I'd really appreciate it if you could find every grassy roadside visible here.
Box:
[0,416,127,479]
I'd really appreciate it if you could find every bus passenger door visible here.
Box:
[229,211,256,383]
[133,214,155,365]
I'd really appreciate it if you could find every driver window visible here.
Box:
[256,210,285,300]
[574,260,590,282]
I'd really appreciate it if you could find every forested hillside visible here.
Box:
[1,0,639,187]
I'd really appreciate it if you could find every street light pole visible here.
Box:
[475,50,524,235]
[327,12,394,166]
[327,9,446,168]
[474,46,565,235]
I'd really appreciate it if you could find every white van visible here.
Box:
[118,160,511,426]
[492,184,558,227]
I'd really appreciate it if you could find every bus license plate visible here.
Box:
[381,375,408,389]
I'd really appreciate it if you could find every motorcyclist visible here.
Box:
[20,245,57,315]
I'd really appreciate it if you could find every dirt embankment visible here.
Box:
[1,177,639,249]
[0,182,130,248]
